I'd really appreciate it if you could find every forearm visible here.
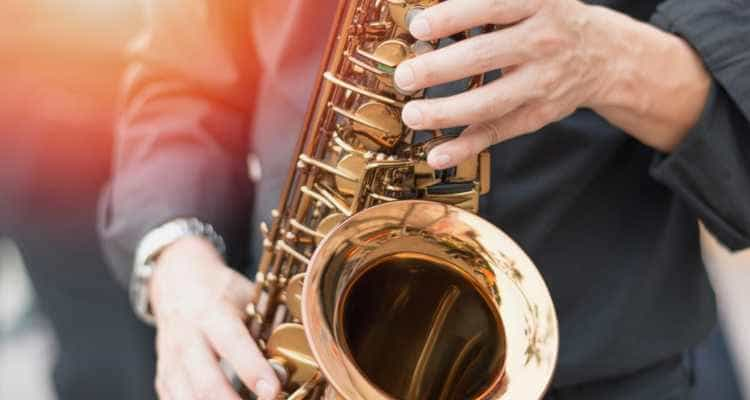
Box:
[586,5,711,153]
[99,0,257,286]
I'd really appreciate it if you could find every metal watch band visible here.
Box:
[130,218,226,325]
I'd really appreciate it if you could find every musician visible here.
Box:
[99,0,750,399]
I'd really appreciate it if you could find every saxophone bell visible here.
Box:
[303,200,558,400]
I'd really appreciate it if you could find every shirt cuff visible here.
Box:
[650,80,718,173]
[650,80,750,251]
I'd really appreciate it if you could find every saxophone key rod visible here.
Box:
[323,72,405,108]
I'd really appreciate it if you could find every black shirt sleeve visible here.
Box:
[98,0,258,286]
[649,0,750,251]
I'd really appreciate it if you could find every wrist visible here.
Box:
[130,218,226,325]
[155,235,224,269]
[149,236,224,311]
[583,5,711,152]
[580,5,644,111]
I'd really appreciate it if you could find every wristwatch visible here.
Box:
[130,218,226,325]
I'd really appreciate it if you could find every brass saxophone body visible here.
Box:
[246,1,559,399]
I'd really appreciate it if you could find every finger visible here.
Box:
[427,104,544,169]
[155,331,174,400]
[155,337,193,400]
[401,70,530,130]
[155,374,171,400]
[395,27,532,92]
[411,0,541,41]
[204,309,280,400]
[183,333,242,400]
[222,268,255,308]
[163,364,193,400]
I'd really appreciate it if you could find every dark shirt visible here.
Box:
[99,0,750,388]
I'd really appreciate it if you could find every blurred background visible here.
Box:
[0,1,748,399]
[1,1,157,399]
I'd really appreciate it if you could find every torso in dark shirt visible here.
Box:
[481,111,715,386]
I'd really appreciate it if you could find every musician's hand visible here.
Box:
[396,0,710,169]
[149,236,280,400]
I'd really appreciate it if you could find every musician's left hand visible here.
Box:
[396,0,711,169]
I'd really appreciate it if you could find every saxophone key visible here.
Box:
[314,213,347,245]
[266,323,319,388]
[334,154,366,196]
[284,273,306,322]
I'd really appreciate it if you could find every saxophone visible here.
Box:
[245,1,558,398]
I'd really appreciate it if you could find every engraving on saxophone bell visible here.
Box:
[243,0,559,398]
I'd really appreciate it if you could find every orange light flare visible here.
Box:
[2,0,143,60]
[1,0,143,117]
[0,0,143,207]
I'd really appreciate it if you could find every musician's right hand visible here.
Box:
[149,236,280,400]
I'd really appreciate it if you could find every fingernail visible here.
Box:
[255,379,275,400]
[428,151,452,169]
[402,104,423,127]
[394,64,415,90]
[410,17,431,38]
